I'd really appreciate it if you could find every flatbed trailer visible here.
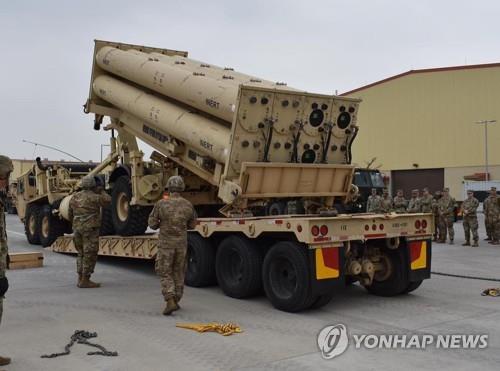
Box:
[51,212,433,312]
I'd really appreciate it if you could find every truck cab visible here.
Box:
[352,168,385,212]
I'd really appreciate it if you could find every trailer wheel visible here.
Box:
[100,205,115,236]
[24,204,41,245]
[310,292,334,310]
[185,233,216,287]
[364,248,409,297]
[405,280,423,293]
[216,236,263,298]
[111,176,150,236]
[263,241,313,312]
[266,201,287,216]
[39,205,66,247]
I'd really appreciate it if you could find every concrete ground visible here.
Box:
[1,213,499,371]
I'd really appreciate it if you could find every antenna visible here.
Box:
[22,140,84,162]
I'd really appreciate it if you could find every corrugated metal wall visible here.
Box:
[391,168,444,197]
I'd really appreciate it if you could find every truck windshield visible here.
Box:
[370,172,385,188]
[354,172,370,187]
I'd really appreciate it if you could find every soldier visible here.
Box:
[420,187,433,213]
[462,190,479,247]
[380,188,393,213]
[366,188,381,213]
[483,187,497,241]
[432,191,442,241]
[148,176,197,315]
[485,188,500,245]
[69,175,111,288]
[0,155,13,368]
[392,189,408,213]
[407,189,421,213]
[438,187,456,244]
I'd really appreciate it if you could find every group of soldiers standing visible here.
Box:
[366,186,500,247]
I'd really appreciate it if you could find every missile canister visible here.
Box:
[93,75,231,163]
[96,46,239,123]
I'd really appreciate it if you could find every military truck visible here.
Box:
[15,158,107,247]
[351,168,386,212]
[51,40,432,312]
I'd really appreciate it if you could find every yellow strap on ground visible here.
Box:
[176,322,243,336]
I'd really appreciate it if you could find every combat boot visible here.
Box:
[78,276,101,288]
[472,241,479,247]
[163,298,177,316]
[485,237,491,241]
[462,241,470,246]
[449,239,454,245]
[0,355,11,366]
[489,240,500,245]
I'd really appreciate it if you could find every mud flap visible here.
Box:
[308,245,345,297]
[407,239,432,282]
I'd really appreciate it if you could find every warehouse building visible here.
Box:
[342,63,500,200]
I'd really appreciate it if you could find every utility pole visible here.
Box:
[475,120,496,181]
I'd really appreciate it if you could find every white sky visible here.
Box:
[1,0,500,161]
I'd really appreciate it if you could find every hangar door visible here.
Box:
[391,168,444,197]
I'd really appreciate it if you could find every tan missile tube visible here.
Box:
[96,46,238,123]
[93,75,231,163]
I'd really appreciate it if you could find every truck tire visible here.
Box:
[405,280,423,294]
[262,241,314,312]
[39,205,66,247]
[111,176,150,236]
[185,233,216,287]
[364,248,409,297]
[266,201,287,216]
[216,236,263,298]
[24,204,41,245]
[100,205,115,236]
[310,292,334,310]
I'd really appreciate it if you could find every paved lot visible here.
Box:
[1,213,499,371]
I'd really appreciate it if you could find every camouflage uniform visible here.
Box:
[484,194,496,241]
[462,193,479,246]
[438,191,456,243]
[0,155,13,368]
[485,193,500,244]
[366,194,382,213]
[148,176,196,314]
[69,180,111,283]
[380,193,393,213]
[407,192,421,213]
[432,192,442,241]
[420,193,434,213]
[392,195,408,213]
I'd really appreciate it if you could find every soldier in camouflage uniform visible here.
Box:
[432,191,442,241]
[366,188,382,213]
[483,187,497,241]
[380,188,393,213]
[437,188,456,244]
[148,176,197,315]
[485,187,500,245]
[69,176,111,288]
[420,187,433,213]
[407,189,421,213]
[392,189,408,213]
[0,155,13,368]
[461,190,479,247]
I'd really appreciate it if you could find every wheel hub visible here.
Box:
[116,192,129,222]
[41,216,49,238]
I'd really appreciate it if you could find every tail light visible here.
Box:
[421,219,428,229]
[415,220,421,229]
[320,225,328,236]
[311,225,320,236]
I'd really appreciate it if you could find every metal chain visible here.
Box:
[41,330,118,358]
[432,271,500,282]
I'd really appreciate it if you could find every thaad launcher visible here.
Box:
[85,40,361,214]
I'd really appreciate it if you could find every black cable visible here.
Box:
[432,271,500,282]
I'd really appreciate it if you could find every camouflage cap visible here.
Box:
[423,187,429,192]
[491,187,497,191]
[81,175,96,190]
[0,155,13,178]
[443,187,449,192]
[167,175,185,192]
[412,189,419,193]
